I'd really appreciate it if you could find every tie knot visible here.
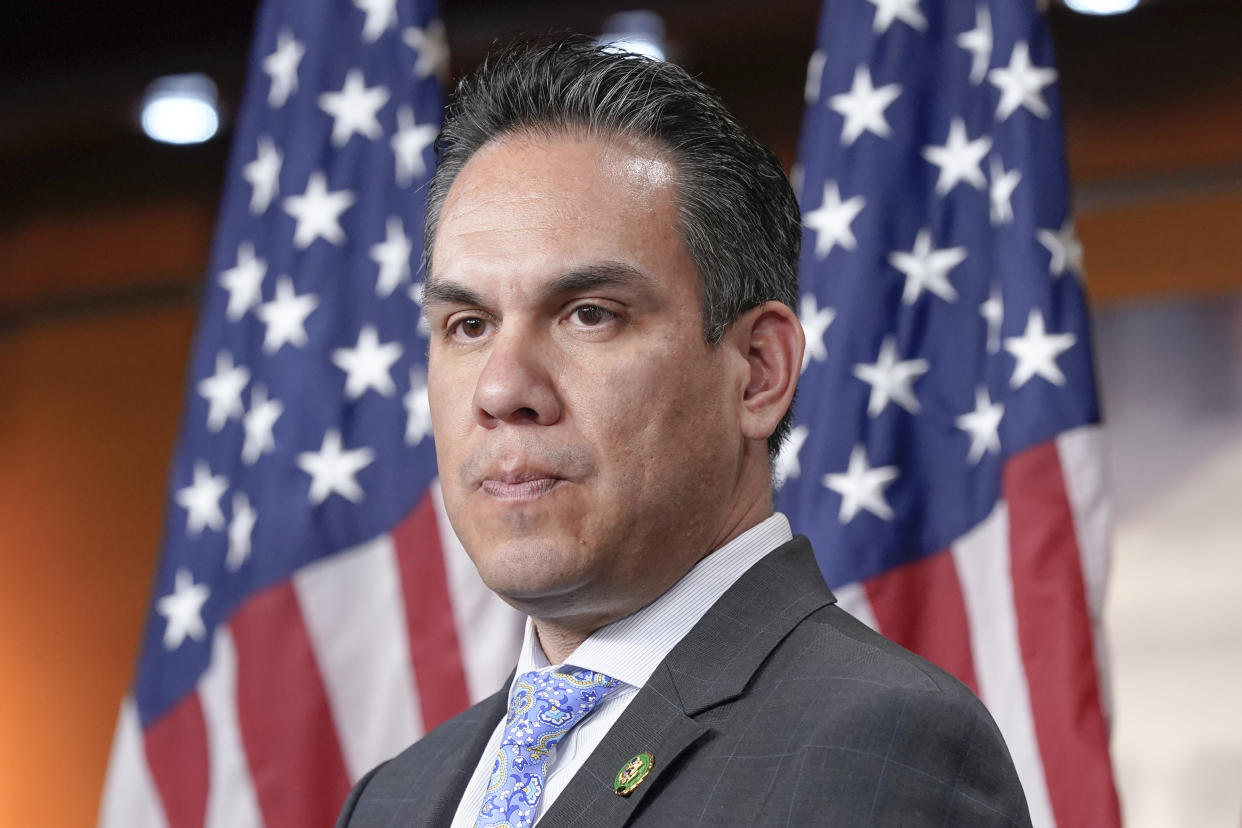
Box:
[505,668,619,740]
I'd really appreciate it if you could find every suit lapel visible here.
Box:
[538,537,835,828]
[535,662,706,828]
[660,536,835,715]
[417,686,509,827]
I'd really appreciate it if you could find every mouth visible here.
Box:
[479,471,565,500]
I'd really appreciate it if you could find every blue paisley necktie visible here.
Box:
[474,667,620,828]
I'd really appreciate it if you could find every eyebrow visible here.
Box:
[422,261,656,308]
[420,279,483,308]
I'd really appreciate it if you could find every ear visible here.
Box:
[731,300,804,443]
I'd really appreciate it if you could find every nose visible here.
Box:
[472,328,562,427]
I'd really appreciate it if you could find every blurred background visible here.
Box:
[1,0,1239,825]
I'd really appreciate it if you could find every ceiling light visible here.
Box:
[141,74,220,145]
[1063,0,1140,15]
[599,11,666,62]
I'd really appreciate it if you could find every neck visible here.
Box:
[531,509,778,666]
[533,622,591,666]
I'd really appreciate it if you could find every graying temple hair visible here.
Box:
[423,34,801,458]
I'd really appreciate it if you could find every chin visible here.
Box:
[466,534,590,600]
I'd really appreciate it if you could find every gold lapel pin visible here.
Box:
[613,752,654,797]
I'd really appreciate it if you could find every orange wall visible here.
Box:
[0,307,195,827]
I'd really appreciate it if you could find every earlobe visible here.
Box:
[739,301,804,441]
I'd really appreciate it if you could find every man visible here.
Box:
[337,35,1031,827]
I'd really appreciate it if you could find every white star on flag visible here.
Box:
[297,428,376,505]
[241,384,283,464]
[803,180,865,260]
[989,41,1058,120]
[257,276,318,353]
[866,0,927,33]
[175,461,228,538]
[219,241,267,322]
[774,424,810,489]
[370,216,413,297]
[226,492,258,572]
[854,336,931,416]
[922,117,992,196]
[980,284,1004,354]
[403,20,449,80]
[1037,220,1084,280]
[404,368,433,446]
[353,0,397,42]
[242,136,283,214]
[283,171,356,249]
[888,228,967,304]
[804,50,827,104]
[392,105,438,187]
[1004,309,1077,388]
[957,5,993,85]
[262,28,304,108]
[823,445,900,523]
[197,351,250,433]
[318,69,390,147]
[799,293,836,373]
[955,386,1005,464]
[156,569,210,650]
[333,325,404,399]
[989,156,1022,225]
[829,66,902,146]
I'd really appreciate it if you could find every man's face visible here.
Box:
[424,133,752,628]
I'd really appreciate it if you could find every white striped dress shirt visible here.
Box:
[450,513,793,827]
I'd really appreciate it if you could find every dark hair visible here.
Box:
[425,34,801,459]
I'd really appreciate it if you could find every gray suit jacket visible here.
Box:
[336,536,1032,827]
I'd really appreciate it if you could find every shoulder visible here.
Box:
[760,602,1006,747]
[779,601,976,697]
[742,604,1032,825]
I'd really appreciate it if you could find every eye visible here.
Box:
[449,315,490,340]
[570,305,615,327]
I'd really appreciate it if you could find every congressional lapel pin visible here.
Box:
[613,752,654,796]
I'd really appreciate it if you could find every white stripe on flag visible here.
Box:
[832,580,879,631]
[293,535,423,781]
[952,504,1055,828]
[200,627,263,828]
[97,697,168,828]
[432,479,525,701]
[1056,425,1115,717]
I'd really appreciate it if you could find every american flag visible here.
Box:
[98,1,523,825]
[776,1,1121,825]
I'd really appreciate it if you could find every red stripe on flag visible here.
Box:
[864,548,980,695]
[231,582,352,828]
[143,691,208,828]
[393,492,472,730]
[1005,440,1121,827]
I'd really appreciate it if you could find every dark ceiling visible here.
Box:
[2,0,1239,227]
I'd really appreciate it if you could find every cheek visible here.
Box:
[427,369,474,463]
[582,347,729,466]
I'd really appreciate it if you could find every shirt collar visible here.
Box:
[513,512,793,689]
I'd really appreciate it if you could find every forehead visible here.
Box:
[430,132,690,286]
